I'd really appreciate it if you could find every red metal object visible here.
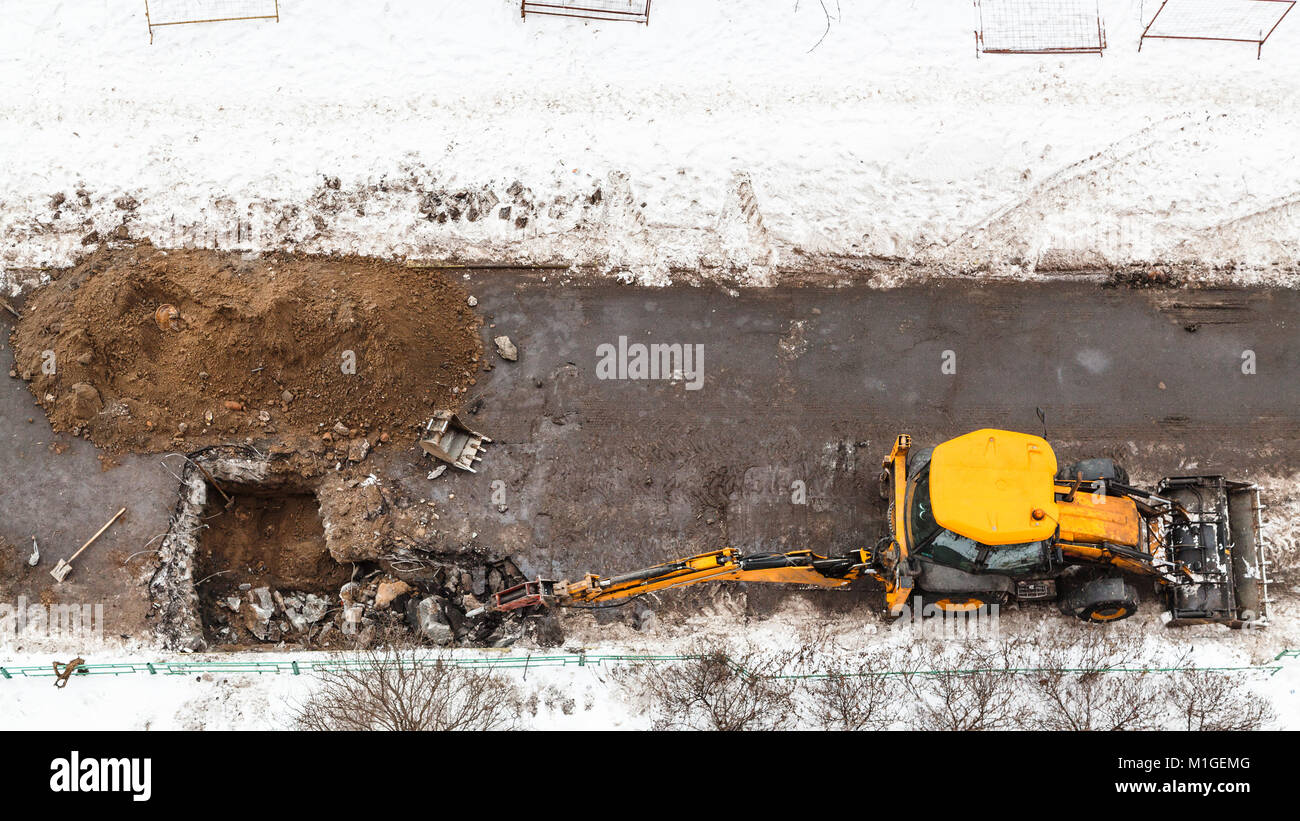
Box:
[521,1,651,25]
[491,578,559,612]
[1140,0,1296,59]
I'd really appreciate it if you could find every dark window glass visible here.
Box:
[908,467,941,548]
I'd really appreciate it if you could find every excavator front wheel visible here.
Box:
[1062,577,1139,624]
[1087,604,1130,622]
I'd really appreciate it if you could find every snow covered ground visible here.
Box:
[4,1,1300,287]
[4,601,1299,730]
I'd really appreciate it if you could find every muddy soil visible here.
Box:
[196,492,345,594]
[194,490,352,647]
[9,243,483,453]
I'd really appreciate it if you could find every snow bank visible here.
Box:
[4,1,1300,287]
[7,597,1300,732]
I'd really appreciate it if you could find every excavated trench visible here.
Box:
[148,446,539,651]
[195,488,347,647]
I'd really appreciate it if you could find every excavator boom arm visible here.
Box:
[482,547,875,613]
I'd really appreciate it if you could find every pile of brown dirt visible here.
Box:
[10,243,483,453]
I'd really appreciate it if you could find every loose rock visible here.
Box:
[374,579,413,609]
[415,597,454,644]
[493,335,518,361]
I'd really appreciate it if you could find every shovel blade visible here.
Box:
[50,560,72,583]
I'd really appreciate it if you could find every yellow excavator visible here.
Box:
[480,429,1270,628]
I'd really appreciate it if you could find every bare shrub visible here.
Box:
[618,644,800,731]
[1023,629,1168,731]
[291,644,522,731]
[804,649,903,731]
[795,0,841,53]
[902,639,1027,731]
[1167,670,1275,731]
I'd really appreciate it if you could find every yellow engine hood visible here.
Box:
[929,429,1059,545]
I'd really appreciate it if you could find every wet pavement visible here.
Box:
[3,276,1297,636]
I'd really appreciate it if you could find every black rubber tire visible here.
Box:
[927,595,987,612]
[1062,577,1139,623]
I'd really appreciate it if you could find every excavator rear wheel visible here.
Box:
[931,596,987,613]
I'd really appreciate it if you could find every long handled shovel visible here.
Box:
[50,507,126,583]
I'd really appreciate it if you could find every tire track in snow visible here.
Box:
[935,112,1209,268]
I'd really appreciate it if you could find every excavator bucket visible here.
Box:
[419,411,491,472]
[1158,477,1270,628]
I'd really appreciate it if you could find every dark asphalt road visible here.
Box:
[387,277,1300,581]
[2,277,1297,632]
[0,312,173,634]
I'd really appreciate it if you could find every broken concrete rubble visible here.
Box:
[374,579,413,609]
[347,438,371,462]
[343,601,364,628]
[281,592,331,633]
[301,593,329,623]
[243,587,277,641]
[415,596,454,644]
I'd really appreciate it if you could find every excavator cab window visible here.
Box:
[908,466,942,548]
[922,531,1047,575]
[982,541,1048,573]
[923,530,981,573]
[911,466,979,572]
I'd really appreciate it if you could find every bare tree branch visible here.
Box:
[617,643,801,731]
[1169,669,1275,731]
[805,648,903,731]
[290,643,523,731]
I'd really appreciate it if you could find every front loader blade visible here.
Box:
[1158,477,1269,628]
[1226,485,1270,626]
